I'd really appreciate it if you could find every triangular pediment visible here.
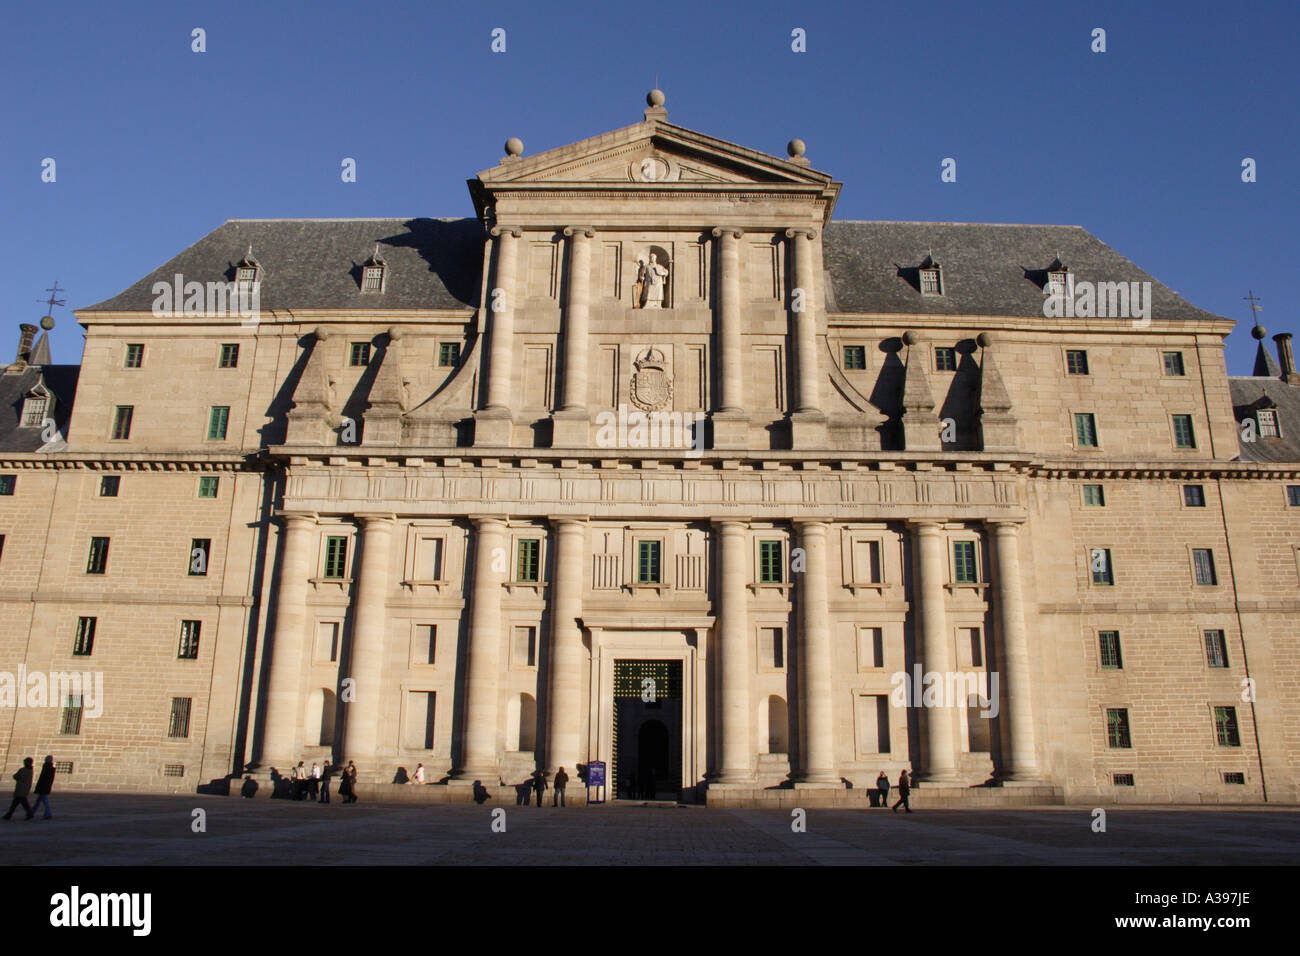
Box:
[476,120,832,188]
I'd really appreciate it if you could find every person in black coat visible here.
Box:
[891,769,913,813]
[31,756,55,820]
[3,758,34,820]
[532,770,546,807]
[875,770,890,810]
[319,761,333,804]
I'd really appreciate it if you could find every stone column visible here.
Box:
[711,227,747,448]
[457,516,507,780]
[478,226,521,445]
[909,519,960,782]
[558,229,593,408]
[989,520,1042,781]
[546,517,587,775]
[262,511,316,767]
[713,518,753,784]
[785,228,822,413]
[795,520,838,785]
[340,514,395,769]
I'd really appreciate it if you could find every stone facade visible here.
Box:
[2,93,1297,805]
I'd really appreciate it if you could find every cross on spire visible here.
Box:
[38,279,66,315]
[1244,289,1263,319]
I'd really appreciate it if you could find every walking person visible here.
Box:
[413,763,425,785]
[319,760,332,804]
[891,769,913,813]
[532,769,546,807]
[308,762,320,801]
[553,767,568,807]
[344,761,358,803]
[875,770,890,810]
[31,756,56,820]
[293,760,308,800]
[3,757,35,820]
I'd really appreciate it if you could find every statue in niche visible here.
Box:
[635,252,670,309]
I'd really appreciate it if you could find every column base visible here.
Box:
[789,410,828,450]
[793,778,844,790]
[710,773,758,787]
[474,408,513,446]
[919,771,963,785]
[711,410,749,449]
[551,409,589,448]
[999,772,1047,786]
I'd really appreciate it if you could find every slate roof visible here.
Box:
[0,364,79,452]
[1228,377,1300,462]
[81,218,485,313]
[821,222,1224,321]
[81,217,1225,325]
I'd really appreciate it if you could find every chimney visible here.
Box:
[15,323,37,364]
[1274,333,1300,385]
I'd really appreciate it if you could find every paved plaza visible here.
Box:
[2,794,1298,865]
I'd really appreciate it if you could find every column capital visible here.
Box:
[905,517,947,532]
[274,510,318,526]
[490,225,523,239]
[792,517,830,529]
[353,512,397,527]
[548,515,590,529]
[784,227,818,241]
[711,226,744,240]
[562,226,596,239]
[710,516,752,532]
[468,514,509,530]
[985,518,1026,532]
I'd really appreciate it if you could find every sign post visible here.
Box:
[586,760,607,804]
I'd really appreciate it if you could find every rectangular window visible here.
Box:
[414,624,436,665]
[513,625,537,668]
[1074,413,1098,447]
[516,539,541,583]
[219,343,239,368]
[920,269,942,295]
[853,539,883,584]
[21,397,47,427]
[859,626,885,668]
[438,342,461,367]
[189,538,211,576]
[111,406,133,440]
[1047,271,1070,298]
[637,540,662,584]
[73,617,96,656]
[1223,772,1245,785]
[178,620,201,659]
[0,475,13,496]
[99,475,120,497]
[1204,629,1229,668]
[843,345,866,370]
[1288,486,1300,507]
[1106,708,1131,749]
[323,536,348,579]
[1162,351,1185,376]
[952,541,977,584]
[966,627,983,668]
[1257,409,1280,438]
[758,540,783,584]
[168,697,192,739]
[1113,773,1135,787]
[1172,414,1197,449]
[1099,630,1122,669]
[1184,485,1206,507]
[198,476,219,498]
[207,406,230,441]
[86,537,110,574]
[125,344,144,368]
[349,342,371,366]
[60,695,83,736]
[1214,706,1240,747]
[759,626,785,669]
[1192,548,1218,586]
[934,347,957,372]
[362,267,384,293]
[315,622,340,663]
[1091,548,1114,585]
[1066,350,1089,375]
[1082,484,1105,506]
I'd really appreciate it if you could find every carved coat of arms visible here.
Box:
[630,347,673,411]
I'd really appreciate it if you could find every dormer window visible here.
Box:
[235,246,260,290]
[361,246,387,293]
[1258,408,1281,438]
[21,395,48,427]
[918,254,943,296]
[1045,256,1071,298]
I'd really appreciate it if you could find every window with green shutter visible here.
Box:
[207,406,229,440]
[1172,414,1196,448]
[324,536,348,579]
[637,540,661,584]
[952,541,977,583]
[1214,706,1240,747]
[1074,413,1098,447]
[759,540,783,583]
[1099,630,1122,669]
[516,539,540,583]
[1106,708,1131,748]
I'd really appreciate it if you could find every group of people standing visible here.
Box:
[874,769,913,812]
[4,756,56,821]
[283,760,357,804]
[515,767,570,806]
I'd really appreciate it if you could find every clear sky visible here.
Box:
[2,0,1295,373]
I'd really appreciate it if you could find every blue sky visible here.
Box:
[2,0,1295,373]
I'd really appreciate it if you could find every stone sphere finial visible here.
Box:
[388,326,404,342]
[902,330,919,346]
[647,89,665,108]
[314,326,332,342]
[504,137,524,157]
[977,332,993,348]
[1252,323,1267,340]
[40,315,55,331]
[787,138,806,159]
